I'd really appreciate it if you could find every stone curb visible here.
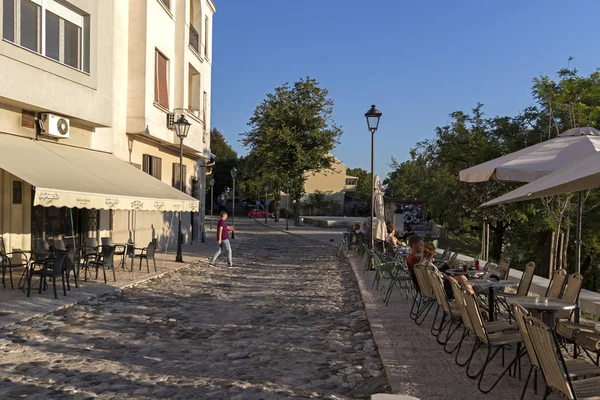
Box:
[1,262,196,332]
[254,219,399,393]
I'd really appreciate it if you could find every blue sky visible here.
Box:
[211,0,600,178]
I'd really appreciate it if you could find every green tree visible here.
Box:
[241,77,343,225]
[346,167,371,205]
[207,128,238,212]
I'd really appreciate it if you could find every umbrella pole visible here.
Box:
[575,191,583,323]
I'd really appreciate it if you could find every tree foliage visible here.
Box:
[207,128,238,203]
[384,65,600,290]
[346,167,371,205]
[240,77,343,224]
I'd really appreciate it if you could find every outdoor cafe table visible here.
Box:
[505,296,576,329]
[446,268,485,278]
[467,279,519,322]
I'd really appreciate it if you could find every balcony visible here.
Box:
[344,184,357,192]
[189,25,200,54]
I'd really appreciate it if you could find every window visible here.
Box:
[142,154,162,180]
[3,0,89,72]
[188,65,200,117]
[172,163,187,192]
[12,181,22,204]
[154,50,169,109]
[204,16,209,58]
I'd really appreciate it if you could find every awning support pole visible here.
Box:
[575,190,583,323]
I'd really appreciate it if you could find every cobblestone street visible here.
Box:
[0,221,388,399]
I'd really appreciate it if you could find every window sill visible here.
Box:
[188,45,204,63]
[2,39,90,76]
[153,102,170,114]
[156,0,175,20]
[185,110,203,124]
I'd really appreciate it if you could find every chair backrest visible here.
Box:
[440,249,449,260]
[102,245,116,268]
[427,268,452,314]
[34,239,51,260]
[512,303,540,369]
[85,238,99,255]
[52,250,69,275]
[556,273,584,320]
[147,240,156,258]
[546,269,567,299]
[53,239,66,252]
[65,247,76,270]
[516,262,536,296]
[414,264,434,299]
[101,237,113,247]
[451,282,473,332]
[498,258,511,280]
[463,290,489,344]
[449,252,459,262]
[524,316,575,399]
[0,236,6,257]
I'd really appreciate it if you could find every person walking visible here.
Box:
[209,211,235,268]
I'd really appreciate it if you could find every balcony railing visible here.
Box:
[344,184,357,192]
[189,25,200,53]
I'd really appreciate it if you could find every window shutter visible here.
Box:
[154,51,159,103]
[172,163,179,188]
[142,154,151,174]
[153,157,162,180]
[155,51,169,109]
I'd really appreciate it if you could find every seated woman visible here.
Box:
[421,242,475,297]
[385,225,402,250]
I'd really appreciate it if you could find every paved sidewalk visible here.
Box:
[0,241,214,330]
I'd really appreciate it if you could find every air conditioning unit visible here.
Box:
[39,113,70,139]
[166,112,175,130]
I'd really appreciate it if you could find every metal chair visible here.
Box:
[101,237,127,268]
[86,245,116,283]
[546,268,567,298]
[27,249,68,299]
[134,241,157,273]
[0,236,29,289]
[525,315,600,400]
[54,240,79,290]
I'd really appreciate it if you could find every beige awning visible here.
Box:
[0,134,199,212]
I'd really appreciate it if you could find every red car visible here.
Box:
[248,210,270,218]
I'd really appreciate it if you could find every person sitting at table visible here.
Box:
[386,224,402,250]
[349,223,364,249]
[407,235,424,291]
[422,242,476,297]
[401,224,415,241]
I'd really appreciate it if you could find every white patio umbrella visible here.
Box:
[460,127,600,273]
[479,145,600,323]
[459,127,600,183]
[373,175,387,244]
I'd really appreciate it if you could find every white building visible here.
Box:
[0,0,215,253]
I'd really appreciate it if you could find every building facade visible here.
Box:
[0,0,214,253]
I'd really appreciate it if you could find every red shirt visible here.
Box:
[407,253,421,270]
[217,218,229,240]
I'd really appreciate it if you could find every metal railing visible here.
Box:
[189,25,200,53]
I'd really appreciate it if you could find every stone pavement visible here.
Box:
[0,220,388,399]
[259,219,564,399]
[0,241,214,330]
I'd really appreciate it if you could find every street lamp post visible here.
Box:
[230,167,237,239]
[286,182,290,231]
[174,115,191,262]
[210,178,215,230]
[365,105,382,250]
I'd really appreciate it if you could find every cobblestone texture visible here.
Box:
[0,221,388,399]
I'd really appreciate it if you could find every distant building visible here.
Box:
[282,157,357,215]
